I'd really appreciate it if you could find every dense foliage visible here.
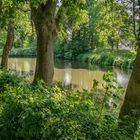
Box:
[0,0,139,139]
[0,70,137,140]
[0,0,137,69]
[54,0,136,58]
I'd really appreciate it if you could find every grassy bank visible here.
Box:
[76,48,136,69]
[0,70,138,139]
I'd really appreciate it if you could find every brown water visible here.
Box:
[4,58,131,91]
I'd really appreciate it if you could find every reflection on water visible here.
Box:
[0,58,131,90]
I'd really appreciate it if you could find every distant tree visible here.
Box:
[1,18,14,68]
[96,0,135,49]
[0,0,31,69]
[0,1,15,69]
[58,0,135,53]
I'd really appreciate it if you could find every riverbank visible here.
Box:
[55,47,136,69]
[76,48,136,69]
[0,47,36,57]
[0,47,136,69]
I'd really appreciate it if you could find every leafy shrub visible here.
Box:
[113,58,124,68]
[55,40,89,60]
[0,70,23,92]
[0,70,137,139]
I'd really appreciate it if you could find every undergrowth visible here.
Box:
[0,70,138,139]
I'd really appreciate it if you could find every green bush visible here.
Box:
[0,70,23,92]
[0,70,132,140]
[55,40,89,60]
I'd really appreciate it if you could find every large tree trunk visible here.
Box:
[119,43,140,135]
[1,20,14,69]
[119,48,140,108]
[119,1,140,136]
[31,0,57,85]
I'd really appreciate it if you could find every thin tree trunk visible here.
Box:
[31,0,57,85]
[1,20,14,69]
[111,44,114,50]
[0,0,2,31]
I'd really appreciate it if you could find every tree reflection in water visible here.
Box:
[1,58,131,91]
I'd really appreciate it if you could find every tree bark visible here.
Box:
[31,0,57,85]
[120,47,140,104]
[1,20,14,69]
[119,2,140,136]
[0,0,2,31]
[119,43,140,135]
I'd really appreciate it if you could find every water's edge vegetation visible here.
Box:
[0,47,136,69]
[55,47,136,69]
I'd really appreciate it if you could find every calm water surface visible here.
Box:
[3,58,131,91]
